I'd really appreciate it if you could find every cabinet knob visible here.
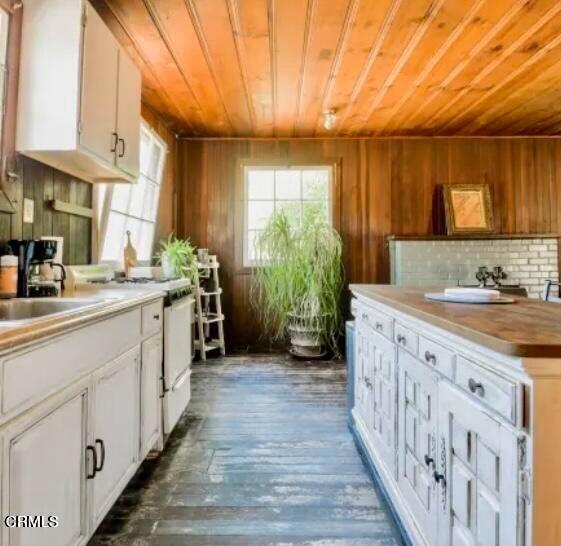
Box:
[468,378,484,396]
[424,454,434,467]
[375,322,383,331]
[153,314,160,320]
[364,378,372,389]
[433,471,446,485]
[396,334,407,345]
[424,350,436,365]
[361,312,368,320]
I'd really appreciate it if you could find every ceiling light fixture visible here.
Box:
[323,109,337,131]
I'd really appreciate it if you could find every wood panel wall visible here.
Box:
[177,137,561,350]
[0,156,93,264]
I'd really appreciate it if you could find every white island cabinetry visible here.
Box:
[349,284,558,546]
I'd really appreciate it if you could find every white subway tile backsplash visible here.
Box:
[390,237,558,299]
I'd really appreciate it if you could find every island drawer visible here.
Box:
[357,305,393,341]
[394,322,418,356]
[142,300,163,337]
[418,336,455,380]
[455,356,518,424]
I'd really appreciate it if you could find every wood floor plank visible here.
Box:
[89,355,403,546]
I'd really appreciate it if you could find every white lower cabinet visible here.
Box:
[352,300,524,546]
[397,350,438,546]
[1,385,90,546]
[91,348,140,528]
[437,381,519,546]
[140,334,163,459]
[370,333,397,477]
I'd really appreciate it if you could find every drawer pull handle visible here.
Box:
[424,350,436,364]
[433,470,446,485]
[153,314,160,320]
[86,446,97,480]
[375,322,383,331]
[424,454,434,467]
[397,334,407,345]
[364,378,372,388]
[361,312,368,320]
[468,378,485,396]
[95,439,106,472]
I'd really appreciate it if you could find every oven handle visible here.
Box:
[172,368,191,391]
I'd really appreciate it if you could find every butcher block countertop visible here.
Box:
[350,284,561,358]
[0,288,164,354]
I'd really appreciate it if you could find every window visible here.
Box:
[98,122,166,266]
[243,165,332,266]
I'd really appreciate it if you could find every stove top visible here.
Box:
[68,265,191,294]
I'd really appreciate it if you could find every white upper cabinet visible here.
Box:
[16,0,141,183]
[116,50,142,177]
[79,3,119,167]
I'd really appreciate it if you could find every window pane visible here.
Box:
[139,129,152,176]
[303,201,328,223]
[128,175,148,218]
[144,181,160,222]
[138,221,155,261]
[248,200,274,229]
[111,183,131,214]
[148,141,163,182]
[101,212,126,262]
[248,170,274,199]
[276,200,301,227]
[303,169,329,200]
[247,230,263,262]
[275,170,300,199]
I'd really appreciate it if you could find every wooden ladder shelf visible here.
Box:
[193,255,226,361]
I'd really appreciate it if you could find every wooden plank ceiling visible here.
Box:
[91,0,561,137]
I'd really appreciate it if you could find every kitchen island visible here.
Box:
[350,284,561,546]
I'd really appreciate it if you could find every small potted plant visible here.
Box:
[251,211,344,358]
[156,235,197,283]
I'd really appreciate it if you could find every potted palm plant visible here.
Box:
[155,235,198,282]
[251,210,344,358]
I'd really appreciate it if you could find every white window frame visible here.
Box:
[243,164,333,268]
[95,121,167,267]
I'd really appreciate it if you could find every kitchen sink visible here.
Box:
[0,299,105,324]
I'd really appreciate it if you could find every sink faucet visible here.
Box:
[475,266,491,287]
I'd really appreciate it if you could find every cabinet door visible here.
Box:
[116,49,141,177]
[2,388,89,546]
[354,324,373,429]
[437,381,519,546]
[80,3,119,165]
[370,334,397,476]
[140,334,163,459]
[397,350,438,546]
[92,348,140,528]
[354,324,367,421]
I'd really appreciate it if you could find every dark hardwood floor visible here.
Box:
[89,355,403,545]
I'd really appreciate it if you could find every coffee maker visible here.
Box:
[8,240,65,297]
